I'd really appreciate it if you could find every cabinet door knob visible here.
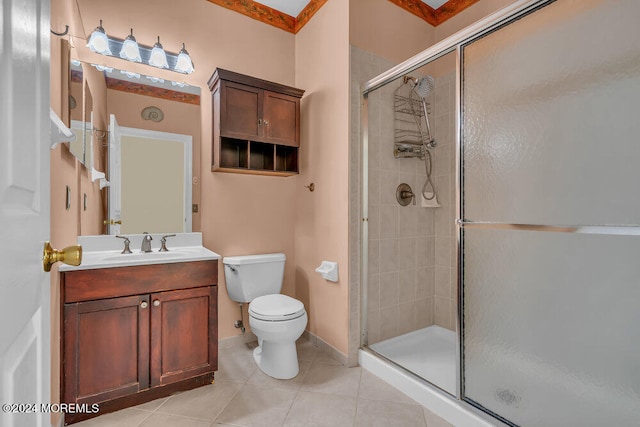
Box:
[258,118,263,125]
[140,301,148,309]
[153,300,160,307]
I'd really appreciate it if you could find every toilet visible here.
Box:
[223,253,307,379]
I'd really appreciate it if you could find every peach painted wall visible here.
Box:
[295,0,351,354]
[349,0,434,64]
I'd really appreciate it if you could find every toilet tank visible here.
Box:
[223,253,286,303]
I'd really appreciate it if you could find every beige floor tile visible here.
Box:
[296,339,319,362]
[283,391,357,427]
[215,383,297,426]
[73,408,151,426]
[156,381,241,421]
[355,398,427,427]
[300,362,362,397]
[358,370,416,405]
[312,349,344,366]
[215,353,257,383]
[132,396,169,412]
[220,340,259,357]
[423,407,455,427]
[138,413,211,427]
[246,360,311,390]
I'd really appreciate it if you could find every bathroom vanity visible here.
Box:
[59,234,219,424]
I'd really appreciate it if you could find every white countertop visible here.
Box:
[59,232,220,272]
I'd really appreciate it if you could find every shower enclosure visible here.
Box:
[357,0,640,425]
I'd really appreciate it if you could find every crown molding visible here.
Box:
[206,0,327,34]
[388,0,480,26]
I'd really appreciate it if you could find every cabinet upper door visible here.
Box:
[263,90,300,147]
[63,295,150,405]
[220,81,262,140]
[150,286,217,387]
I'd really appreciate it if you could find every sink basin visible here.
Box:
[58,233,221,271]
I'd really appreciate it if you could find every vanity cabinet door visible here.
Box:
[220,81,263,140]
[150,286,218,387]
[262,90,300,147]
[63,295,150,405]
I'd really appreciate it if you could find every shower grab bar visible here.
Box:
[457,220,640,236]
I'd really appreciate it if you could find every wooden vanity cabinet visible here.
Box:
[209,68,304,176]
[61,261,218,424]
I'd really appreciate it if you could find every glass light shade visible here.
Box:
[146,76,164,83]
[149,37,169,69]
[86,20,111,55]
[175,43,194,74]
[120,29,142,62]
[171,81,187,87]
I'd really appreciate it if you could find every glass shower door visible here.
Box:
[460,0,640,425]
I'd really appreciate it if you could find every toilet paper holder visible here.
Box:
[315,261,339,282]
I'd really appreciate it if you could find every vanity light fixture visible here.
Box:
[86,20,111,55]
[119,29,142,62]
[149,37,169,69]
[175,43,195,74]
[85,20,195,75]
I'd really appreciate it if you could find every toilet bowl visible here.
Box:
[222,253,308,380]
[249,294,307,379]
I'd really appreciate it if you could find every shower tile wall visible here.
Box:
[350,45,457,347]
[432,72,457,332]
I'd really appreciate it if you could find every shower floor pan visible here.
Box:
[370,325,456,394]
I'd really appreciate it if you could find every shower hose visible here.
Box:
[421,146,437,201]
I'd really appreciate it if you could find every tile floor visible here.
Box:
[74,339,454,427]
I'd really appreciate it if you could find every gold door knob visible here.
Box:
[42,241,82,272]
[104,219,122,225]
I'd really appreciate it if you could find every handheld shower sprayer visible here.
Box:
[403,75,435,148]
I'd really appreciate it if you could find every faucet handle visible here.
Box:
[159,234,176,252]
[115,235,132,254]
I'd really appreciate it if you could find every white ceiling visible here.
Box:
[422,0,449,9]
[256,0,310,17]
[256,0,451,18]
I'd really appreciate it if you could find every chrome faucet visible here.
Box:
[141,233,153,253]
[115,235,132,254]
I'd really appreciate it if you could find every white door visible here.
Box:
[108,114,122,235]
[0,1,51,426]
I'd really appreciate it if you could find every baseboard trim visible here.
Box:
[302,330,348,366]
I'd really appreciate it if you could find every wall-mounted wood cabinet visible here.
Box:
[208,68,304,176]
[61,261,218,424]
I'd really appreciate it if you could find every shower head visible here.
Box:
[413,76,434,99]
[403,75,434,99]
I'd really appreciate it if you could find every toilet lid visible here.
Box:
[249,294,305,321]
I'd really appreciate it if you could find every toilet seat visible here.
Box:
[249,294,305,321]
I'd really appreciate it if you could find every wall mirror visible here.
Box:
[68,62,92,166]
[69,58,201,235]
